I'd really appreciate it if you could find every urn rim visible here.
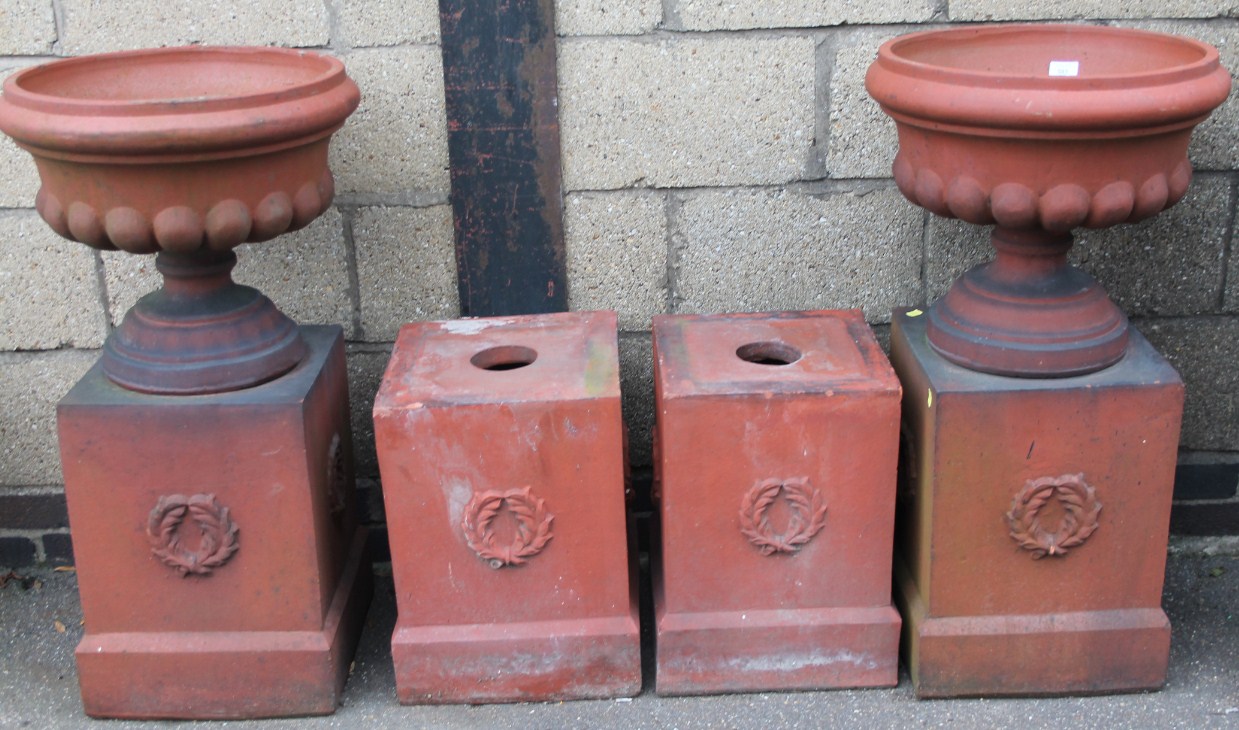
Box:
[0,45,360,158]
[866,24,1230,134]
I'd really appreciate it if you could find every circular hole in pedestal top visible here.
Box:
[735,341,802,366]
[471,345,538,371]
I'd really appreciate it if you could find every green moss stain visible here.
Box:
[583,338,617,397]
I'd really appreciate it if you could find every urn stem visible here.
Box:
[155,251,238,300]
[988,228,1072,287]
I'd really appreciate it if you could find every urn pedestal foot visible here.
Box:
[655,603,901,696]
[890,312,1182,698]
[102,250,308,395]
[391,615,641,704]
[652,311,902,696]
[894,554,1170,698]
[58,326,372,719]
[374,312,641,704]
[926,228,1129,378]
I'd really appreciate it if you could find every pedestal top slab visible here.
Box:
[654,310,897,399]
[893,310,1181,394]
[376,311,620,408]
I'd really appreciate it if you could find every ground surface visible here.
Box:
[2,542,1237,729]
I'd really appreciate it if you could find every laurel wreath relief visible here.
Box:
[461,487,554,569]
[1006,473,1102,559]
[738,477,828,556]
[146,493,240,577]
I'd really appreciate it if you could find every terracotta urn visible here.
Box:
[866,24,1229,376]
[0,46,360,393]
[0,47,371,719]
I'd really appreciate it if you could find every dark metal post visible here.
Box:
[439,0,568,316]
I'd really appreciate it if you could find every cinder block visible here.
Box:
[103,209,354,337]
[0,211,107,350]
[337,0,440,46]
[0,1,56,55]
[1076,176,1231,316]
[1140,317,1239,452]
[239,208,354,337]
[619,332,654,467]
[0,133,40,208]
[1115,20,1239,171]
[923,219,990,303]
[0,487,69,529]
[0,536,36,568]
[345,345,393,480]
[374,311,640,703]
[330,47,450,197]
[353,205,458,342]
[559,36,814,190]
[1170,498,1239,536]
[99,252,158,327]
[927,176,1232,316]
[673,187,923,322]
[669,0,933,31]
[60,0,329,55]
[1173,453,1239,501]
[566,191,667,331]
[653,310,901,695]
[872,323,892,353]
[1228,257,1238,313]
[41,531,74,566]
[950,0,1230,21]
[0,350,96,486]
[826,30,907,180]
[557,0,661,35]
[0,60,43,208]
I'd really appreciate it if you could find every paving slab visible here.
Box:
[1,544,1237,728]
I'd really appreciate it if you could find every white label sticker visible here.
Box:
[1048,60,1080,77]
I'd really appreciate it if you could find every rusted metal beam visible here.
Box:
[439,0,568,316]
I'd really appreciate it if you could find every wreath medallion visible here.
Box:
[1006,473,1101,559]
[461,487,554,569]
[739,477,828,556]
[147,493,240,576]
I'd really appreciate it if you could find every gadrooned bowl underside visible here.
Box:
[0,46,360,254]
[30,152,338,254]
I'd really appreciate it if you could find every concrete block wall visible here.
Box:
[1,0,1237,565]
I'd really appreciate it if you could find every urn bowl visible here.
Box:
[866,24,1230,234]
[0,46,360,255]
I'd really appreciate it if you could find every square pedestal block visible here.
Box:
[652,310,902,696]
[57,326,372,719]
[890,312,1184,698]
[374,311,640,704]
